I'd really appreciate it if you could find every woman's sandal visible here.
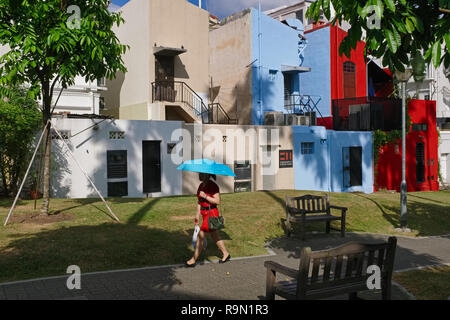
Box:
[185,261,197,268]
[219,254,231,264]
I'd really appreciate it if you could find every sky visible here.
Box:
[110,0,303,19]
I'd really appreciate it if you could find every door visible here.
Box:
[143,141,161,193]
[349,147,362,186]
[343,147,362,187]
[284,73,293,110]
[155,55,175,101]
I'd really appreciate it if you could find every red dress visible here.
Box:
[197,180,220,233]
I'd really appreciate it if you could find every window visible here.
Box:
[234,181,251,193]
[107,150,128,179]
[412,123,428,132]
[295,9,304,23]
[343,61,357,98]
[234,161,251,181]
[416,143,426,183]
[301,142,314,155]
[108,182,128,197]
[51,130,70,140]
[269,69,277,81]
[99,97,105,110]
[97,78,106,87]
[109,131,125,140]
[234,161,251,192]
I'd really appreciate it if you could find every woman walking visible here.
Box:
[185,173,230,267]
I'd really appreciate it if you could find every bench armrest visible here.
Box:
[264,261,298,279]
[329,205,348,212]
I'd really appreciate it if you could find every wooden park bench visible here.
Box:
[264,237,397,300]
[285,194,347,240]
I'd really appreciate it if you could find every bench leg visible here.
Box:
[266,269,276,300]
[382,280,392,300]
[326,221,331,234]
[300,222,306,241]
[285,220,292,237]
[341,218,346,238]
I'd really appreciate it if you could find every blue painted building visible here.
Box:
[187,0,208,10]
[250,8,310,125]
[293,126,374,193]
[298,27,332,118]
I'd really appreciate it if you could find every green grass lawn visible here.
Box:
[394,266,450,300]
[0,190,449,284]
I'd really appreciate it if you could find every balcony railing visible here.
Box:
[284,94,324,125]
[332,97,402,131]
[151,81,210,123]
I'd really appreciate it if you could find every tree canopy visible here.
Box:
[0,0,128,111]
[307,0,450,79]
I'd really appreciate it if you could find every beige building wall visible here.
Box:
[150,0,210,95]
[181,123,295,195]
[209,10,253,125]
[105,0,210,120]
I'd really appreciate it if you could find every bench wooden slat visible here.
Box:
[335,255,344,280]
[289,215,341,222]
[355,252,366,277]
[345,254,355,278]
[311,258,321,284]
[377,248,386,270]
[367,250,375,267]
[323,256,333,282]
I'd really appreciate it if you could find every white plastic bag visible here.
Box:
[192,225,207,250]
[192,225,200,250]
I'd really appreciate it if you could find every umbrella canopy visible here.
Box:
[177,159,236,177]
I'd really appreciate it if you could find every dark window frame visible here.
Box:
[107,150,128,179]
[301,142,314,155]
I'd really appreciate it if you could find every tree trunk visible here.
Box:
[40,124,51,215]
[40,79,52,215]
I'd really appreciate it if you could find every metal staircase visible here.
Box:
[152,81,210,123]
[207,103,238,125]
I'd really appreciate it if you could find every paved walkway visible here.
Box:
[0,232,449,300]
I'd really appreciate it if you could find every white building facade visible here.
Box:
[50,117,183,199]
[51,76,107,116]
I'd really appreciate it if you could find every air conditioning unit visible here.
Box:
[264,112,285,126]
[305,112,317,126]
[298,115,310,126]
[284,114,301,126]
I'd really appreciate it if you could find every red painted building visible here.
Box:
[305,25,367,129]
[375,100,439,192]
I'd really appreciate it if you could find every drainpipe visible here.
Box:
[258,1,263,125]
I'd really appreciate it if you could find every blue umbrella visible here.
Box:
[177,159,236,177]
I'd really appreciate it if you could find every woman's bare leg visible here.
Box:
[210,231,229,261]
[186,230,205,265]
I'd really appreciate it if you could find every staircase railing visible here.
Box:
[151,81,210,123]
[208,103,238,124]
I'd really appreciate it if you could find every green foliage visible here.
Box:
[307,0,450,75]
[0,0,128,117]
[0,86,42,196]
